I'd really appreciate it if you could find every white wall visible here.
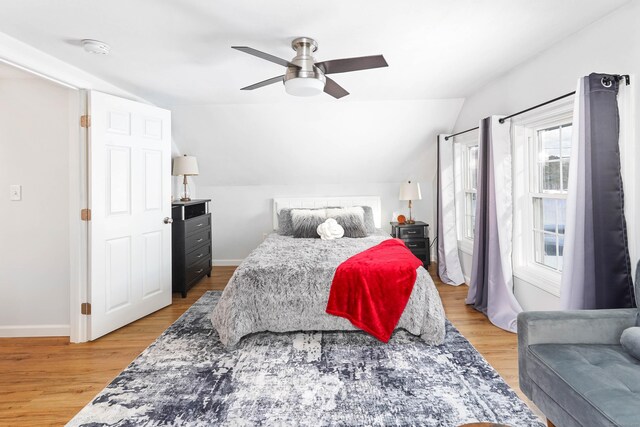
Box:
[0,75,75,336]
[452,1,640,310]
[172,99,463,262]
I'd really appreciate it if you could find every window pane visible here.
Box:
[561,124,572,159]
[471,193,476,217]
[543,161,561,191]
[558,235,565,271]
[469,146,478,190]
[534,231,559,269]
[466,216,474,239]
[561,158,570,190]
[534,197,558,233]
[533,197,542,229]
[465,192,476,239]
[557,199,566,235]
[539,127,561,161]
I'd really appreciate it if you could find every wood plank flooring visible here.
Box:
[0,265,540,426]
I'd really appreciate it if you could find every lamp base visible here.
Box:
[180,197,191,202]
[406,219,416,224]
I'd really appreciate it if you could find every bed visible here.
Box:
[210,196,446,347]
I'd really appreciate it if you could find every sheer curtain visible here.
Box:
[560,73,636,309]
[437,134,465,286]
[466,116,522,332]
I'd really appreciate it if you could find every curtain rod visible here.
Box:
[444,74,630,141]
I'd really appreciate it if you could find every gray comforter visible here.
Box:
[210,231,446,347]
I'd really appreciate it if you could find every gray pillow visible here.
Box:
[621,326,640,361]
[291,209,326,238]
[333,213,368,238]
[358,205,376,234]
[277,208,294,236]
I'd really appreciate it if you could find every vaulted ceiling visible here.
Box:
[0,0,629,107]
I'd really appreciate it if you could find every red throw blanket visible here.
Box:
[325,239,423,342]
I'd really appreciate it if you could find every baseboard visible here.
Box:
[0,324,70,337]
[212,259,244,267]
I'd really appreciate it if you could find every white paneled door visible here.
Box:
[88,91,172,340]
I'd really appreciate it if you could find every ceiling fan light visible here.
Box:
[284,77,325,97]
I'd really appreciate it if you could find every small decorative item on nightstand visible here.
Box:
[390,220,430,267]
[171,199,212,297]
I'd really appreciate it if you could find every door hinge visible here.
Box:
[81,208,92,221]
[81,302,91,315]
[80,115,91,128]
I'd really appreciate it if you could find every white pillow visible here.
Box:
[317,218,344,240]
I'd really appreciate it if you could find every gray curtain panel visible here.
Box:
[437,134,465,286]
[561,73,636,309]
[466,116,522,332]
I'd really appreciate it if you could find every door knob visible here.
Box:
[164,217,173,224]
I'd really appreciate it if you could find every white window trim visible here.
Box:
[453,131,479,255]
[512,99,574,296]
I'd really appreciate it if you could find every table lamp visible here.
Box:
[399,180,421,224]
[173,155,199,201]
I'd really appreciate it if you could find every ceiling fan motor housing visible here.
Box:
[284,37,326,96]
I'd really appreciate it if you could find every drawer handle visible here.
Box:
[407,230,418,234]
[197,253,204,258]
[196,223,204,227]
[196,269,203,274]
[196,238,204,243]
[407,243,418,248]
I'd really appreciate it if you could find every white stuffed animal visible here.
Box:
[316,218,344,240]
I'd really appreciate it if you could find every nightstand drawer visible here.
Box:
[411,250,428,262]
[186,259,210,284]
[186,244,211,268]
[185,214,211,236]
[399,227,425,239]
[404,240,426,250]
[185,228,211,250]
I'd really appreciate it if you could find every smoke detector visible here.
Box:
[81,39,110,55]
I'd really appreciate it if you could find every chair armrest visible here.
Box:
[517,308,637,398]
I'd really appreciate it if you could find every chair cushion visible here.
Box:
[528,344,640,427]
[621,327,640,360]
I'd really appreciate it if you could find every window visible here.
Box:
[463,145,478,240]
[512,101,574,294]
[530,124,572,271]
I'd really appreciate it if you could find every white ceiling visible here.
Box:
[0,0,629,107]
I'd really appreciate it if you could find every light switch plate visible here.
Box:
[10,185,21,201]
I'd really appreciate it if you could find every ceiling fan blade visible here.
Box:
[240,75,284,91]
[316,55,388,75]
[232,46,298,68]
[324,77,349,99]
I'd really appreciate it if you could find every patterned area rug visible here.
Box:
[68,292,543,426]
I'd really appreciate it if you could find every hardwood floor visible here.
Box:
[0,265,540,426]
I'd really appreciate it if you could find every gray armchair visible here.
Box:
[518,308,639,426]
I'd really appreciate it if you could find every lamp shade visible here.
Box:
[172,155,199,176]
[399,180,422,201]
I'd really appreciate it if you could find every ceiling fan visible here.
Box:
[232,37,388,99]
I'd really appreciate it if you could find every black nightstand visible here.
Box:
[171,199,212,297]
[390,221,430,267]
